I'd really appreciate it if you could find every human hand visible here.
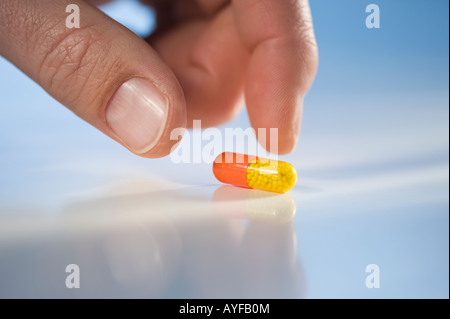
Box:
[0,0,318,157]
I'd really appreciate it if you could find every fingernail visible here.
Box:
[106,78,168,154]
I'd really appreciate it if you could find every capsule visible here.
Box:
[213,152,297,193]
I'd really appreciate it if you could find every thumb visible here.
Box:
[0,0,186,157]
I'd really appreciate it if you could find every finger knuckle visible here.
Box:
[37,26,122,112]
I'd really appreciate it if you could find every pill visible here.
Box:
[213,152,297,193]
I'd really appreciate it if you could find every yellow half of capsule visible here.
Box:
[245,158,297,193]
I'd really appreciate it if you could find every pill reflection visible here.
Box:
[213,185,297,223]
[182,186,303,298]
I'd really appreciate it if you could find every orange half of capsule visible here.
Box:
[213,152,297,193]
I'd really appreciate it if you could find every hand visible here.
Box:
[0,0,318,157]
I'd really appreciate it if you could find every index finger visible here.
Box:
[232,0,318,154]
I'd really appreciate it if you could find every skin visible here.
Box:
[0,0,318,157]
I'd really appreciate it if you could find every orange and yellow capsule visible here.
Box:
[213,152,297,193]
